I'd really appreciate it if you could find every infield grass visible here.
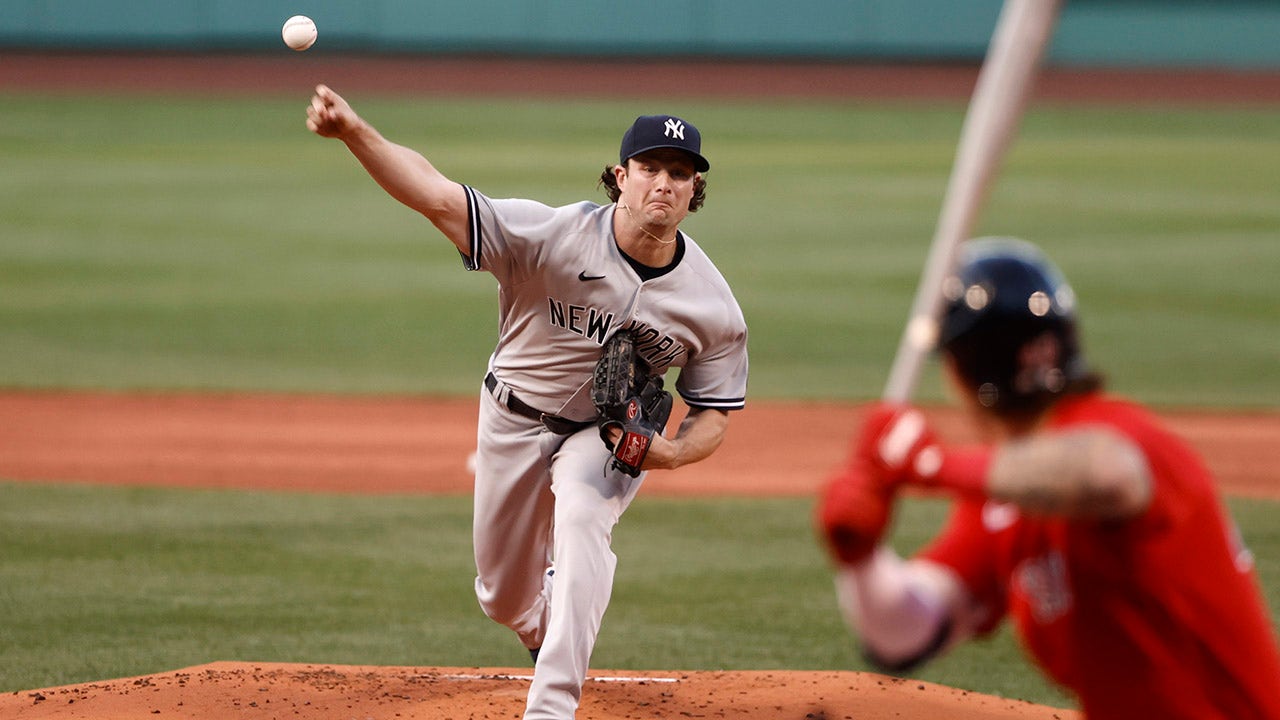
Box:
[1,93,1278,407]
[5,480,1277,705]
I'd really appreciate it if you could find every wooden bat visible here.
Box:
[881,0,1063,402]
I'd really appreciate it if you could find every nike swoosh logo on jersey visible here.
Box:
[578,271,606,281]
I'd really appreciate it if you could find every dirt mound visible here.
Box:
[0,662,1077,720]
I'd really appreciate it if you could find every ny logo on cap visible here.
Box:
[663,118,685,140]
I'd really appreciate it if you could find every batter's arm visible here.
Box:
[987,428,1153,519]
[644,407,729,471]
[834,548,981,672]
[307,84,470,254]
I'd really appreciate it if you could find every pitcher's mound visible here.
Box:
[2,661,1076,719]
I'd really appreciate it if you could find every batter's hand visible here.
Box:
[816,459,895,566]
[306,84,361,139]
[856,402,943,488]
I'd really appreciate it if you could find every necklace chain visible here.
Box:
[621,203,676,245]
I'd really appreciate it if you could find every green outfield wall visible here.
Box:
[1,0,1278,69]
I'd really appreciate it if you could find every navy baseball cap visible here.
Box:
[619,115,710,172]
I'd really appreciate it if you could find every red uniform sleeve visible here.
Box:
[917,499,1008,636]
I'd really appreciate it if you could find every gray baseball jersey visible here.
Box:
[462,185,748,416]
[460,184,746,720]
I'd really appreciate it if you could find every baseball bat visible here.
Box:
[881,0,1063,403]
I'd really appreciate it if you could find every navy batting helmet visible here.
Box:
[938,238,1096,416]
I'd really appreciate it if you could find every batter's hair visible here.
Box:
[598,165,706,213]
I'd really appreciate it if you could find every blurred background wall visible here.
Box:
[1,0,1278,69]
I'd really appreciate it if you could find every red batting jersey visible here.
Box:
[920,393,1280,719]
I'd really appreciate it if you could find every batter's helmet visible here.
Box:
[938,238,1095,417]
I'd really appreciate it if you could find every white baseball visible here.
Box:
[282,15,317,52]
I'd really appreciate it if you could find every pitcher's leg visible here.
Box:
[523,430,644,720]
[472,386,559,650]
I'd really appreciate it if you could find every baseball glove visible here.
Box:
[591,330,673,477]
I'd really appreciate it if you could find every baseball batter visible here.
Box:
[306,85,747,720]
[816,239,1280,719]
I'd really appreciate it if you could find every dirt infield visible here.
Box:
[2,52,1276,719]
[1,390,1277,500]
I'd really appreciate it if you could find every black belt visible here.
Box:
[485,372,594,435]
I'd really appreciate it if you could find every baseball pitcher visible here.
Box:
[307,86,748,720]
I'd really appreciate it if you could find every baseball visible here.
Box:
[282,15,317,52]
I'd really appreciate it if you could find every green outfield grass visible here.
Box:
[1,93,1277,407]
